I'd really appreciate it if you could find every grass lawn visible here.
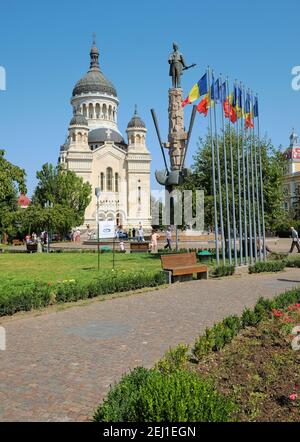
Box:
[0,252,162,288]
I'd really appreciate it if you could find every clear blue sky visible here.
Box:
[0,0,300,195]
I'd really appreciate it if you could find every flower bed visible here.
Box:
[92,287,300,422]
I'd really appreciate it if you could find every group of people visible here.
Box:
[25,231,48,245]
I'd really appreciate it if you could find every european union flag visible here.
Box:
[221,82,227,102]
[253,97,259,117]
[245,93,251,114]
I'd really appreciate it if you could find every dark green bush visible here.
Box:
[193,315,242,359]
[211,265,235,278]
[286,257,300,268]
[241,308,259,327]
[249,260,286,274]
[0,271,167,316]
[93,367,235,422]
[0,283,52,316]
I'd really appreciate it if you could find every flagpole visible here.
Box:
[212,70,226,264]
[256,93,267,261]
[252,91,262,261]
[244,87,253,263]
[235,80,243,266]
[227,78,238,266]
[208,67,219,266]
[241,83,248,264]
[249,90,257,262]
[220,75,232,265]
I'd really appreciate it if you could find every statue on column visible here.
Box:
[168,42,196,89]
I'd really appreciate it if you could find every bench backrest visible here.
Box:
[161,252,197,269]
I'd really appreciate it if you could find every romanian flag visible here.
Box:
[182,73,208,107]
[245,93,254,129]
[232,85,243,119]
[223,93,237,123]
[196,94,211,116]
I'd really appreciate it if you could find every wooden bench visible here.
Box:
[12,239,23,246]
[130,242,150,253]
[161,252,208,283]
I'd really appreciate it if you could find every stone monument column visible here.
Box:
[167,88,187,171]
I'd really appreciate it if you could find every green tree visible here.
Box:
[23,163,92,236]
[180,127,286,232]
[0,150,26,239]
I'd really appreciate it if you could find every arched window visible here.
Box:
[130,135,135,145]
[77,132,82,142]
[72,133,76,142]
[138,186,141,205]
[136,134,141,144]
[89,103,93,119]
[82,104,87,117]
[106,167,113,191]
[100,172,105,191]
[115,173,119,192]
[108,105,112,120]
[95,103,100,118]
[102,104,107,119]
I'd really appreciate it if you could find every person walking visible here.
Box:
[151,230,160,253]
[164,226,172,250]
[289,226,300,253]
[132,227,136,241]
[138,225,144,242]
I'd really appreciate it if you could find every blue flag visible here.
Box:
[253,97,259,117]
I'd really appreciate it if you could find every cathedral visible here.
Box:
[59,39,152,232]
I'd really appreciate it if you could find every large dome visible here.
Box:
[72,70,117,97]
[72,40,117,97]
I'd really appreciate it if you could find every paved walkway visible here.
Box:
[1,269,300,422]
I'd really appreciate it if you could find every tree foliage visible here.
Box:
[23,163,92,236]
[180,126,286,232]
[0,150,26,238]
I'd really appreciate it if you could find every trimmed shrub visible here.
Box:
[93,367,235,422]
[286,257,300,268]
[249,260,286,274]
[0,283,52,316]
[193,315,241,359]
[155,344,190,374]
[0,271,167,316]
[211,265,235,278]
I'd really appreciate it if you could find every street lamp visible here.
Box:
[45,200,53,253]
[95,187,101,270]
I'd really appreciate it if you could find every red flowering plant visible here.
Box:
[289,383,299,407]
[271,304,300,337]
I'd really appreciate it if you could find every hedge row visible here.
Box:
[193,287,300,360]
[211,265,235,278]
[249,260,286,274]
[0,271,167,316]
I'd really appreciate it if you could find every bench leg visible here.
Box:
[162,270,172,284]
[197,271,209,280]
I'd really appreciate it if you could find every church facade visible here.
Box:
[283,129,300,212]
[59,40,152,232]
